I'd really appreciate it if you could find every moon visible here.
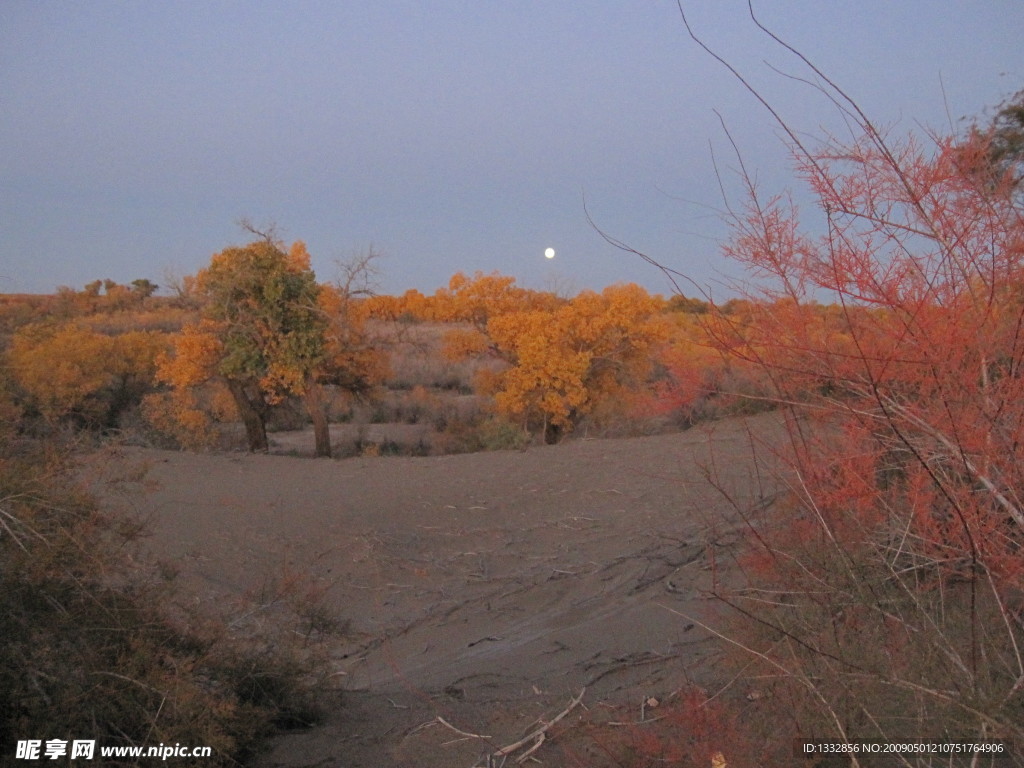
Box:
[544,247,556,259]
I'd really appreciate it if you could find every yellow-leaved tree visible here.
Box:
[8,323,166,429]
[450,279,668,442]
[154,236,384,455]
[156,237,326,452]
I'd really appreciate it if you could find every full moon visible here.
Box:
[544,247,556,259]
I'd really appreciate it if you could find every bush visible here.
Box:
[695,97,1024,757]
[0,437,337,765]
[562,686,768,767]
[432,415,530,454]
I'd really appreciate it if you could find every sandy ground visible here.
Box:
[98,412,788,767]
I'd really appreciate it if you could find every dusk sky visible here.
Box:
[2,2,1021,298]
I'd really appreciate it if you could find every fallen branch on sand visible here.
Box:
[436,716,491,741]
[491,687,586,764]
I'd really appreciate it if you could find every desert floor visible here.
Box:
[98,412,788,767]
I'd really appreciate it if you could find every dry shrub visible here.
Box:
[431,414,530,454]
[0,438,338,765]
[78,305,196,336]
[713,423,1024,761]
[381,320,481,393]
[561,687,767,768]
[682,73,1024,760]
[610,15,1024,760]
[367,385,444,424]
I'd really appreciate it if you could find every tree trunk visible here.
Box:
[304,377,332,458]
[227,378,269,452]
[543,408,577,445]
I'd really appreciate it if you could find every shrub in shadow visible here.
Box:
[0,438,338,765]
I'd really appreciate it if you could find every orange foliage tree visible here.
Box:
[155,237,384,455]
[156,238,327,453]
[447,278,668,442]
[47,278,161,318]
[145,319,227,449]
[312,273,389,442]
[643,311,737,427]
[434,270,555,325]
[8,323,166,429]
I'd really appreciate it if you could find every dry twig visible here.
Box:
[436,716,490,741]
[492,688,585,761]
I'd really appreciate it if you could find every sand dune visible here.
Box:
[102,412,786,767]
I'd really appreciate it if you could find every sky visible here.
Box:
[2,2,1022,299]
